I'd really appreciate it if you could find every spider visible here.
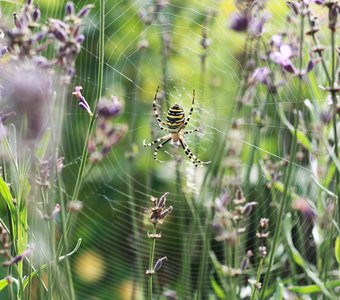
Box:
[143,87,210,167]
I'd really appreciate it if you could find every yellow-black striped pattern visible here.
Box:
[165,104,185,132]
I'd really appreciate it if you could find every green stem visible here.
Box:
[127,45,145,300]
[251,258,264,300]
[322,24,339,292]
[330,27,340,226]
[71,0,105,201]
[177,160,190,299]
[148,224,157,300]
[260,13,305,298]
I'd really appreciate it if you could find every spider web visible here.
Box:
[1,0,335,299]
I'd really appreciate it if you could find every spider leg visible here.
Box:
[153,136,172,162]
[143,135,171,147]
[179,137,203,167]
[181,89,195,131]
[153,86,168,131]
[183,128,201,135]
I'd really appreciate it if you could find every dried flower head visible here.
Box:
[150,192,173,224]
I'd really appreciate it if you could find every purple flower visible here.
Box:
[72,86,93,116]
[97,96,122,119]
[305,0,324,4]
[270,44,297,73]
[292,198,317,220]
[229,12,250,32]
[250,67,271,85]
[153,256,167,272]
[65,2,75,16]
[77,4,95,18]
[0,47,7,57]
[249,13,269,37]
[32,7,41,21]
[270,34,282,48]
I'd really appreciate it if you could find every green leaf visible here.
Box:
[0,175,15,213]
[35,128,51,160]
[277,104,313,153]
[23,239,82,290]
[273,278,284,300]
[335,236,340,264]
[284,214,334,299]
[210,276,225,299]
[0,278,9,291]
[289,280,340,294]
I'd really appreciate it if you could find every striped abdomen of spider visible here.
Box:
[143,87,210,167]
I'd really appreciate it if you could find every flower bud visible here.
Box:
[32,7,41,21]
[157,192,169,208]
[0,47,7,57]
[328,4,340,32]
[77,4,95,18]
[65,2,75,16]
[154,256,167,272]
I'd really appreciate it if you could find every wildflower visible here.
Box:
[292,198,317,220]
[229,12,250,32]
[68,200,83,212]
[77,4,95,18]
[270,44,314,77]
[72,86,93,116]
[87,94,127,164]
[240,250,253,271]
[153,256,167,272]
[270,44,296,73]
[51,203,61,218]
[97,96,122,119]
[65,2,75,16]
[0,47,7,57]
[150,192,173,224]
[270,34,282,48]
[256,218,269,258]
[327,2,340,32]
[56,156,64,173]
[249,67,271,86]
[249,13,269,37]
[2,244,34,267]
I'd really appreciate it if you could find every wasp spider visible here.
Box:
[143,87,210,167]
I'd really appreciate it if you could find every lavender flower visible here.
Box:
[72,86,93,116]
[249,13,269,37]
[0,47,7,57]
[97,96,122,119]
[153,256,167,272]
[230,12,250,32]
[150,192,173,224]
[270,34,282,48]
[249,67,271,86]
[292,198,317,220]
[77,4,95,18]
[2,244,34,267]
[65,2,75,16]
[270,44,296,73]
